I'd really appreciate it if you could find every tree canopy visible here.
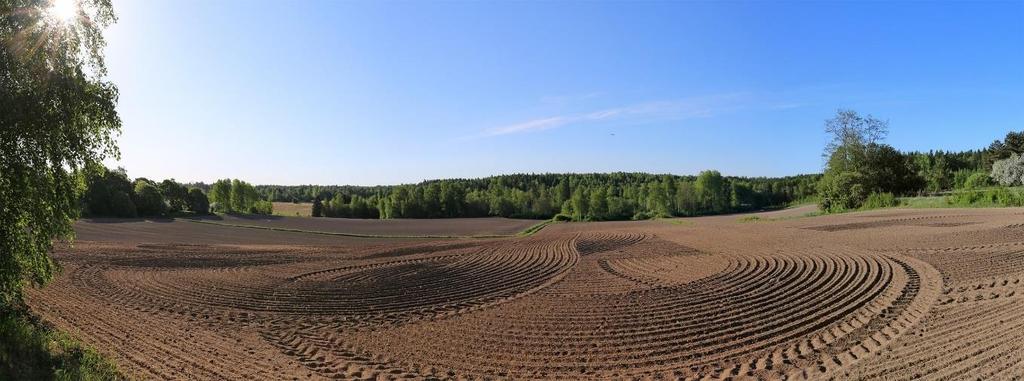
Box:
[817,109,1018,212]
[263,172,821,221]
[79,166,210,218]
[991,153,1024,187]
[1,0,120,306]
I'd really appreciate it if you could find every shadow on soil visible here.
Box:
[186,214,286,222]
[79,217,175,224]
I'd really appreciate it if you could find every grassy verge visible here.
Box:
[832,187,1024,214]
[734,211,823,223]
[517,220,554,237]
[184,218,551,239]
[942,186,1024,208]
[898,196,950,209]
[661,219,695,226]
[1,307,122,380]
[786,196,820,208]
[895,187,1024,210]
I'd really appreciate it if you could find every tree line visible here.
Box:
[80,164,209,217]
[283,172,821,221]
[208,179,273,215]
[817,109,1023,212]
[79,165,273,217]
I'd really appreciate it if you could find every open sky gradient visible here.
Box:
[104,0,1023,185]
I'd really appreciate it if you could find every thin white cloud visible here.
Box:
[483,93,746,137]
[487,116,571,135]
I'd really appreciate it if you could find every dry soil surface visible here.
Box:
[27,207,1024,380]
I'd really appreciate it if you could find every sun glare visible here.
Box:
[47,0,77,23]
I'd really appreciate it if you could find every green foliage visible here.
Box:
[861,144,922,195]
[961,171,992,190]
[898,196,948,209]
[207,179,269,214]
[209,179,232,211]
[250,200,273,215]
[987,131,1024,166]
[107,191,137,219]
[1,308,122,380]
[311,198,324,217]
[818,110,924,212]
[81,165,136,218]
[186,188,209,215]
[946,187,1024,207]
[861,192,899,210]
[818,170,867,213]
[816,115,1019,213]
[910,150,988,192]
[738,216,762,223]
[265,173,820,222]
[1,0,121,306]
[323,194,377,218]
[158,179,189,213]
[81,167,209,217]
[132,181,165,217]
[695,170,730,214]
[229,179,247,213]
[517,220,552,237]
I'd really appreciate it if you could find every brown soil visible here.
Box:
[186,215,539,237]
[73,219,424,245]
[26,207,1024,380]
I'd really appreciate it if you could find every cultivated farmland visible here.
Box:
[25,208,1024,380]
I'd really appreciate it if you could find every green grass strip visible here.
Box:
[516,220,554,237]
[1,309,123,380]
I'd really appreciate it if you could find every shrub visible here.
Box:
[962,172,992,189]
[249,200,274,215]
[861,192,899,210]
[947,187,1024,207]
[818,171,868,213]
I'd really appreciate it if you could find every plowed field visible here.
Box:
[26,207,1024,380]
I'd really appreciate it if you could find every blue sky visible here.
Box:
[103,0,1023,185]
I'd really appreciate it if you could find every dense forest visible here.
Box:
[323,173,819,220]
[244,173,819,221]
